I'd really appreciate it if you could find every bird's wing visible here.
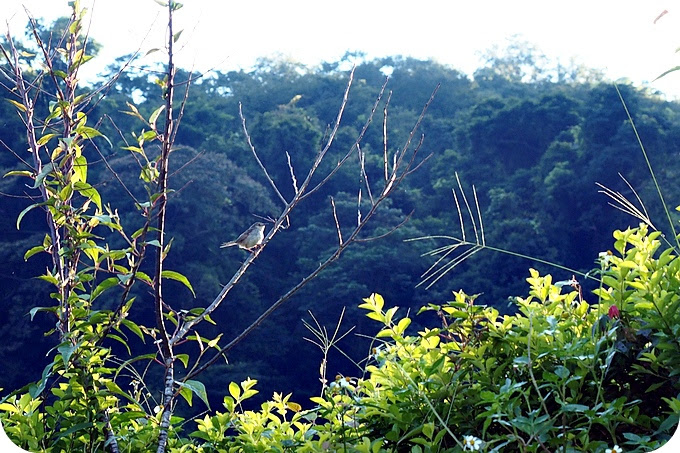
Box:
[220,242,237,248]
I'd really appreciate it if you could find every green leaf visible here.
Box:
[161,270,195,297]
[3,170,33,178]
[654,65,680,82]
[229,381,241,399]
[141,130,158,142]
[136,271,153,285]
[54,422,94,441]
[38,274,59,285]
[123,102,145,121]
[120,319,145,342]
[57,343,78,367]
[33,162,55,188]
[207,334,222,348]
[554,366,570,379]
[92,277,119,301]
[68,52,94,72]
[73,181,102,210]
[0,403,18,413]
[114,353,157,379]
[109,334,131,354]
[394,317,411,335]
[73,155,87,183]
[24,245,46,261]
[179,379,210,409]
[173,30,183,43]
[17,202,42,230]
[561,403,589,413]
[179,384,193,406]
[149,105,165,127]
[121,145,144,154]
[37,133,59,146]
[176,354,189,367]
[77,126,112,147]
[29,306,56,321]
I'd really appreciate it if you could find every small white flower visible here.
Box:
[463,435,482,451]
[605,446,623,453]
[599,250,614,267]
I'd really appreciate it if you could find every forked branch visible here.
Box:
[181,81,440,381]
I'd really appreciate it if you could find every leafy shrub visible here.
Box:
[17,222,668,452]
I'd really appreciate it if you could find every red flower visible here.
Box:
[608,305,620,319]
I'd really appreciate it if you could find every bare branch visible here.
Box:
[301,74,387,201]
[170,70,193,145]
[285,150,299,194]
[239,102,288,205]
[169,149,205,179]
[358,144,374,206]
[392,84,440,179]
[331,196,343,246]
[354,210,414,243]
[383,90,392,181]
[89,138,142,206]
[155,5,179,450]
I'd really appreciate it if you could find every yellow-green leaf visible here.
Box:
[37,133,59,146]
[24,246,45,261]
[73,155,87,183]
[229,382,241,399]
[6,98,26,112]
[3,170,33,178]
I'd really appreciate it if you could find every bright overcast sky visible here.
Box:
[3,0,680,98]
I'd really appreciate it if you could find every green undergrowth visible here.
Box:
[7,224,674,451]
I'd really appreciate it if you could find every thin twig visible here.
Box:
[239,103,288,205]
[358,144,374,205]
[285,151,299,194]
[331,196,343,246]
[383,90,391,181]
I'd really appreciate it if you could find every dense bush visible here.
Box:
[6,224,673,451]
[156,223,675,452]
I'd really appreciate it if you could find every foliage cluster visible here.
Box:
[4,225,678,452]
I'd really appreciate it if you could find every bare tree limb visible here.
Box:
[285,150,299,194]
[182,82,439,382]
[300,72,386,201]
[383,91,392,181]
[331,196,343,246]
[240,102,288,206]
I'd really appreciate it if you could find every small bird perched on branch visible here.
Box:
[220,222,266,252]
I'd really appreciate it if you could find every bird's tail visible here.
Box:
[220,242,237,248]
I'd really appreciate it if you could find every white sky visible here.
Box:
[2,1,680,97]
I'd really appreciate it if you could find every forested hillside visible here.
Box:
[2,25,680,412]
